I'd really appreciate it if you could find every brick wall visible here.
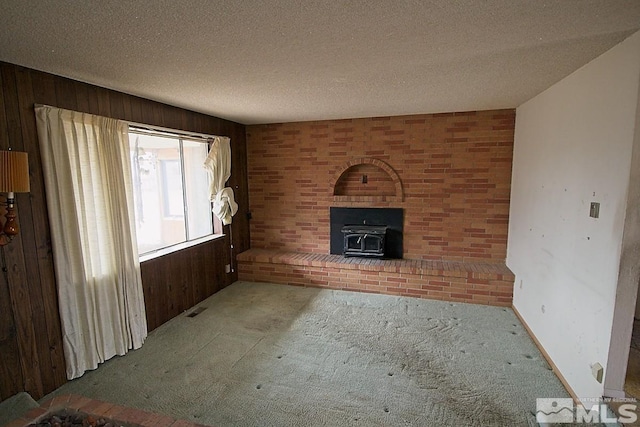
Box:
[246,109,515,263]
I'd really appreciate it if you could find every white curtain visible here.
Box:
[35,106,147,380]
[204,136,237,225]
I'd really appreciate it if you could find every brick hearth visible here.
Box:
[237,249,514,306]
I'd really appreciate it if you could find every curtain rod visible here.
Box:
[34,103,222,142]
[128,122,219,141]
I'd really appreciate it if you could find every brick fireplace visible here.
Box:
[240,109,515,305]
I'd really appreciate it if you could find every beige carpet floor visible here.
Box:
[41,281,570,426]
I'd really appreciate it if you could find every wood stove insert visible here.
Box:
[341,225,388,257]
[330,207,403,259]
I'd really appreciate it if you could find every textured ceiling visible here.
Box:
[0,1,639,125]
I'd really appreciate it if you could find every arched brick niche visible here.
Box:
[330,157,403,202]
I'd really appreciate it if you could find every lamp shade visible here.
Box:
[0,150,30,193]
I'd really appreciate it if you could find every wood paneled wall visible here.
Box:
[0,62,250,401]
[140,238,231,332]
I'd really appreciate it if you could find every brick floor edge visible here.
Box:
[4,394,209,427]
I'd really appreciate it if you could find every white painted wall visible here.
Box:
[507,31,640,399]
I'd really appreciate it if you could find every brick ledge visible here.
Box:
[237,248,514,305]
[236,248,514,280]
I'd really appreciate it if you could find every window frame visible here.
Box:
[128,124,224,260]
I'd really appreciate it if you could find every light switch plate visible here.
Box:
[592,362,603,383]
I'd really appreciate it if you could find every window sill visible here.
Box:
[139,234,225,263]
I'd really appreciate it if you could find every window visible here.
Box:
[129,128,216,255]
